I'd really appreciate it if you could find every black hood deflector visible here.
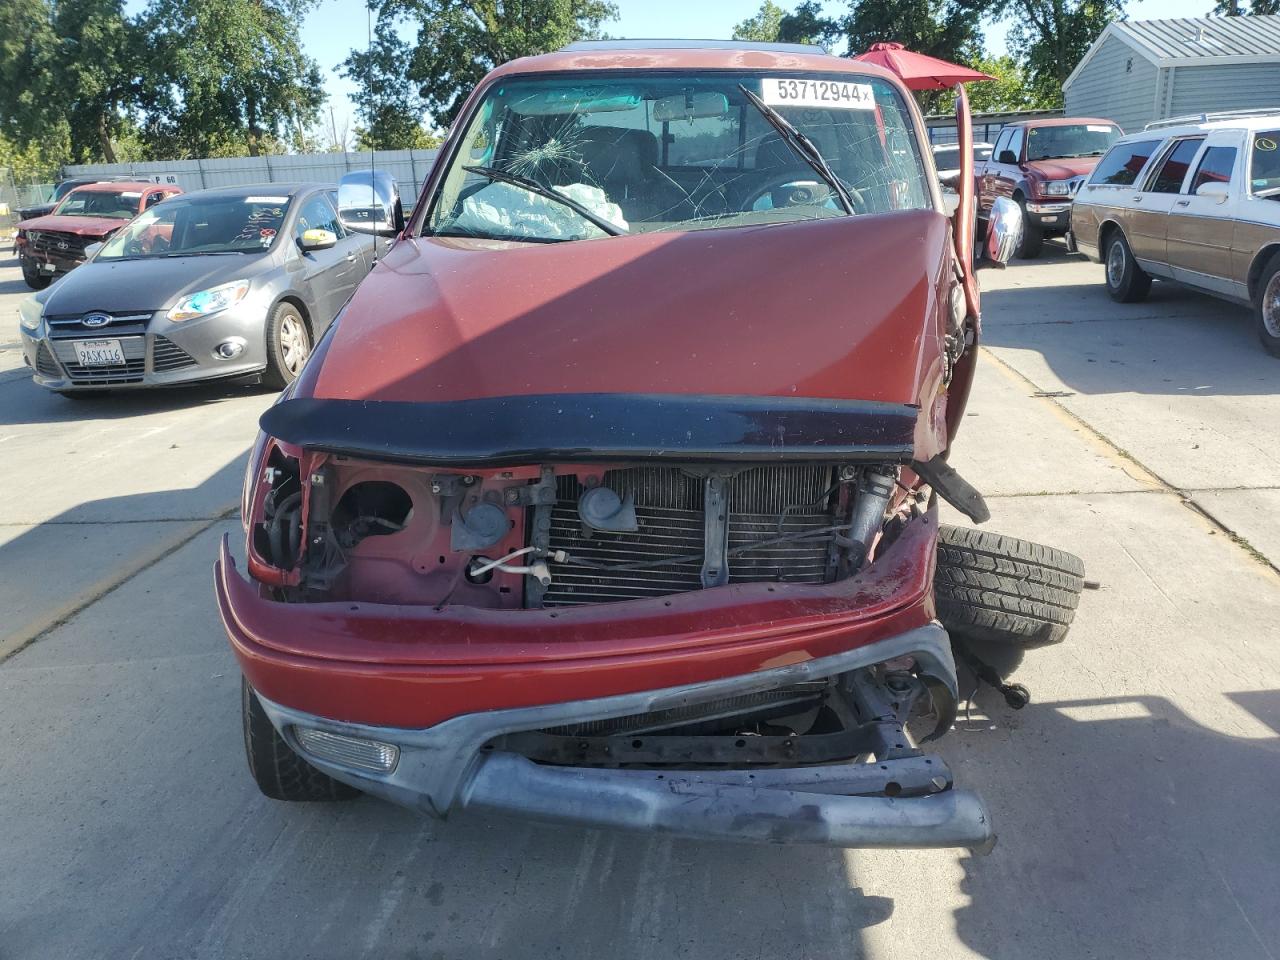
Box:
[260,393,918,467]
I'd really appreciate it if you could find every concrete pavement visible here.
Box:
[1,245,1278,959]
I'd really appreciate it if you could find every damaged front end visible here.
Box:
[217,392,994,852]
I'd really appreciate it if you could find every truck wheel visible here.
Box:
[242,677,361,802]
[263,302,311,389]
[935,525,1085,648]
[1015,199,1042,259]
[1254,251,1280,358]
[1104,231,1151,303]
[21,260,51,290]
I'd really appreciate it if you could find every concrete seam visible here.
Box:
[978,346,1280,578]
[0,507,238,664]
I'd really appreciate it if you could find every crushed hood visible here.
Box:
[17,214,131,237]
[307,210,950,408]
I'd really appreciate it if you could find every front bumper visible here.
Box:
[19,305,270,390]
[256,623,995,852]
[1024,199,1073,230]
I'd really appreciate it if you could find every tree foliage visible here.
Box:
[144,0,327,157]
[935,54,1056,113]
[971,0,1125,106]
[346,0,617,134]
[733,1,787,41]
[1213,0,1279,12]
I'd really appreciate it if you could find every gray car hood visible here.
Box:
[39,252,277,317]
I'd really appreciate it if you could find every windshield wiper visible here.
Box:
[738,84,857,216]
[1255,185,1280,199]
[462,165,626,237]
[159,250,245,258]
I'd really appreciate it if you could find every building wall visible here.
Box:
[1166,62,1280,118]
[1064,35,1160,133]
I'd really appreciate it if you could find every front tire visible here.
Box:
[1104,231,1151,303]
[1015,199,1042,259]
[263,302,311,390]
[21,260,51,290]
[242,677,361,802]
[935,525,1086,648]
[1254,251,1280,358]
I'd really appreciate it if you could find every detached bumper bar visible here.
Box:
[466,752,995,851]
[255,623,995,853]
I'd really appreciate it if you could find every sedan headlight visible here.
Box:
[1042,180,1072,197]
[19,295,43,332]
[167,279,251,322]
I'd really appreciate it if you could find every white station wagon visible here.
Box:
[1070,110,1280,356]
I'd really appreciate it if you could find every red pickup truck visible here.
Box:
[976,117,1122,258]
[15,180,183,288]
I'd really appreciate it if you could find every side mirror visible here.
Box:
[299,228,337,251]
[998,150,1018,165]
[338,169,403,238]
[1195,180,1230,203]
[981,196,1023,268]
[83,242,103,260]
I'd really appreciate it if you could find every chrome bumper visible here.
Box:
[258,623,996,853]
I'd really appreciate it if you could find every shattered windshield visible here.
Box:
[426,71,931,242]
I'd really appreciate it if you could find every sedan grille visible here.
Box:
[34,342,62,378]
[540,465,839,607]
[152,336,198,371]
[50,336,146,384]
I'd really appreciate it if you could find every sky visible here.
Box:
[129,0,1217,143]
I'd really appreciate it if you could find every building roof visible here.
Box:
[1064,15,1280,91]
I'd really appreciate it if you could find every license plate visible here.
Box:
[39,262,55,272]
[74,339,125,366]
[1041,215,1060,223]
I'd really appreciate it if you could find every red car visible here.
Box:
[15,180,183,288]
[976,117,1122,258]
[218,40,1069,851]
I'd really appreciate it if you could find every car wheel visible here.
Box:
[242,677,361,802]
[1254,251,1280,358]
[935,524,1086,648]
[1015,199,1042,259]
[1103,231,1151,303]
[264,302,311,389]
[21,260,51,290]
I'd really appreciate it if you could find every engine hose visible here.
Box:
[265,491,302,568]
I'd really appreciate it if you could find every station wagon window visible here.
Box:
[1190,146,1237,192]
[1089,140,1160,186]
[1250,130,1280,197]
[1146,138,1203,193]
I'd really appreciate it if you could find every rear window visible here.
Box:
[1089,140,1161,186]
[1191,146,1237,192]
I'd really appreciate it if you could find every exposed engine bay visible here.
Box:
[250,447,907,612]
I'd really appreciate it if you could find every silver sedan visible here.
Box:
[17,180,389,393]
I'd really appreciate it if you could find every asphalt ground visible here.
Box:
[1,242,1277,960]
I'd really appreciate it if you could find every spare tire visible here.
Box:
[935,525,1085,647]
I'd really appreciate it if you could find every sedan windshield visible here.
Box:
[427,70,930,242]
[1026,123,1121,161]
[97,194,291,260]
[53,189,143,219]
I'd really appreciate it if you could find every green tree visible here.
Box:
[0,0,142,164]
[733,1,786,41]
[144,0,327,157]
[1212,0,1279,12]
[841,0,983,64]
[973,0,1126,106]
[777,1,846,46]
[340,31,434,149]
[935,54,1056,113]
[345,0,618,131]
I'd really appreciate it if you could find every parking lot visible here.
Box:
[1,241,1278,959]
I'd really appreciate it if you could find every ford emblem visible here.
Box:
[82,312,112,328]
